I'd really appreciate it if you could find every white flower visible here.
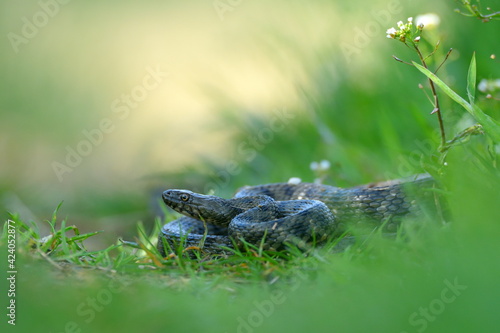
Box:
[478,79,489,92]
[387,17,414,42]
[39,235,53,246]
[386,27,397,38]
[495,144,500,155]
[318,160,331,171]
[415,13,440,30]
[478,78,500,93]
[310,160,331,172]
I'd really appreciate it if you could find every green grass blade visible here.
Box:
[413,62,471,110]
[413,61,500,142]
[59,219,71,256]
[467,52,476,105]
[66,230,102,242]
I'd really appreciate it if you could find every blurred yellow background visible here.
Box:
[2,2,340,193]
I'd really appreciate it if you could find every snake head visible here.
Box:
[162,189,239,226]
[162,189,199,216]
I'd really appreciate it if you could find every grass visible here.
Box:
[2,156,500,332]
[1,1,500,332]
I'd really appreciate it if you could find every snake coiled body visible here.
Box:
[158,174,434,255]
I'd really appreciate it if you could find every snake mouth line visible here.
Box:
[164,200,202,219]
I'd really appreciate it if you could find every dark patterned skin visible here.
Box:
[158,174,434,256]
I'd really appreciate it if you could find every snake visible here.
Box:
[157,174,434,256]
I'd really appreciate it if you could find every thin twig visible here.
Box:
[423,40,441,62]
[456,0,500,21]
[434,48,453,74]
[419,83,435,105]
[392,55,414,66]
[413,44,446,147]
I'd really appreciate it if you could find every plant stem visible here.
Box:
[413,44,446,148]
[458,0,500,22]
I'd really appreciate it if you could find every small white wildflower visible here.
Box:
[318,160,331,171]
[387,17,417,43]
[478,78,500,93]
[288,177,302,185]
[404,17,413,31]
[478,79,489,92]
[39,235,53,246]
[386,27,397,38]
[414,36,421,42]
[415,13,440,30]
[310,161,319,171]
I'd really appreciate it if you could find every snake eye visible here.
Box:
[180,193,190,202]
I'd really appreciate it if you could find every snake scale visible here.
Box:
[157,174,434,256]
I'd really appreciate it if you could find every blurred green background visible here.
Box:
[1,0,500,332]
[2,0,498,245]
[1,0,498,243]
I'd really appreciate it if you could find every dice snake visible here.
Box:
[158,174,434,256]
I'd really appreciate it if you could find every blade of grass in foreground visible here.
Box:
[413,59,500,142]
[466,52,476,105]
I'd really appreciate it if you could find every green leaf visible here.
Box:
[59,219,71,255]
[467,52,476,105]
[413,61,500,142]
[413,62,469,109]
